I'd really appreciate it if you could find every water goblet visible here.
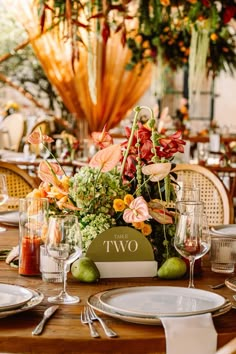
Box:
[175,183,200,202]
[174,211,211,288]
[0,174,9,232]
[46,214,82,304]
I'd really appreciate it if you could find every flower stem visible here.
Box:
[120,105,154,178]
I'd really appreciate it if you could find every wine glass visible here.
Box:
[0,174,9,232]
[46,214,83,304]
[174,211,211,288]
[175,181,200,202]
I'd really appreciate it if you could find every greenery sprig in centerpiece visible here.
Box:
[27,105,185,264]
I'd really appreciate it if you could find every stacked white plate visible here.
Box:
[210,224,236,236]
[0,283,44,319]
[88,286,231,325]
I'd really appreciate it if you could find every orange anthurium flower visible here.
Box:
[91,125,113,149]
[89,144,121,172]
[142,163,172,182]
[148,199,173,224]
[38,161,67,194]
[123,196,150,223]
[27,131,54,144]
[56,196,81,211]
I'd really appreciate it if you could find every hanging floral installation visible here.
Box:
[5,1,236,130]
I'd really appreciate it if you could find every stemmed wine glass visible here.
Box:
[175,182,200,202]
[46,214,83,304]
[0,174,9,232]
[174,207,211,288]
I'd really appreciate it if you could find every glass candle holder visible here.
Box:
[19,198,49,276]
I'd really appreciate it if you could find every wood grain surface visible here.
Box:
[0,228,235,354]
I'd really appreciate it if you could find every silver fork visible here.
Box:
[87,306,118,338]
[81,307,100,338]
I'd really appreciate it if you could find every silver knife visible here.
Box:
[32,305,59,336]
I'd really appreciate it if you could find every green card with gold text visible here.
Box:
[86,226,155,262]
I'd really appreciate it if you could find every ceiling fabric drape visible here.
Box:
[14,0,152,132]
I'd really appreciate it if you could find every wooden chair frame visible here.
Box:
[172,164,234,225]
[0,161,38,198]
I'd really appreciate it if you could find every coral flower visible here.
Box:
[91,125,113,149]
[89,144,121,172]
[123,196,150,223]
[27,131,54,144]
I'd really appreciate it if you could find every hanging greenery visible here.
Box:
[35,0,236,78]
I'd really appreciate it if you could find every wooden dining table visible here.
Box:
[0,228,236,354]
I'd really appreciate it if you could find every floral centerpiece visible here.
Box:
[27,106,185,265]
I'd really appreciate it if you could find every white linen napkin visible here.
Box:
[160,313,217,354]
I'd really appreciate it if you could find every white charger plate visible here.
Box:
[99,286,226,317]
[88,289,230,326]
[0,288,44,319]
[210,225,236,236]
[0,283,33,311]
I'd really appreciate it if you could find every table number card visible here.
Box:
[86,226,158,278]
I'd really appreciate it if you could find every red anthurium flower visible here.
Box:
[89,144,121,172]
[142,163,172,182]
[135,123,152,144]
[91,125,113,149]
[201,0,211,7]
[223,6,236,24]
[123,196,150,223]
[140,140,154,161]
[27,131,54,144]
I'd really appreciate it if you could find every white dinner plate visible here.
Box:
[99,286,226,317]
[0,288,44,319]
[0,283,33,311]
[210,225,236,236]
[0,211,19,226]
[88,290,231,326]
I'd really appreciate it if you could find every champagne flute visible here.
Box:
[0,174,9,232]
[174,211,211,288]
[46,214,82,304]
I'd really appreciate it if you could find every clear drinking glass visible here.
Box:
[46,214,82,304]
[0,174,9,232]
[174,212,211,288]
[176,183,200,202]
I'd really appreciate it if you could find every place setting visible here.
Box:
[0,283,44,319]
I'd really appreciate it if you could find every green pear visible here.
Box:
[71,257,100,283]
[157,257,187,279]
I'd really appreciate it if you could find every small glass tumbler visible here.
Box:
[40,245,63,283]
[19,198,49,276]
[210,235,236,273]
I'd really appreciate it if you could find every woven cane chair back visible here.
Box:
[0,162,38,198]
[0,113,25,151]
[172,164,233,225]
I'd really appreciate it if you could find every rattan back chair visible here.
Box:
[172,164,234,225]
[0,113,25,151]
[0,161,38,198]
